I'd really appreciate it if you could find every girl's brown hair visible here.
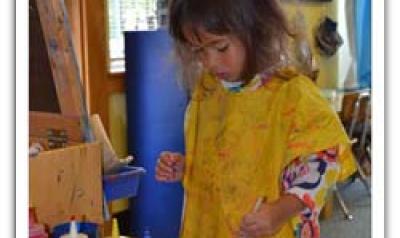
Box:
[168,0,292,90]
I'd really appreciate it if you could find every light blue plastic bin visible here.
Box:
[103,166,146,201]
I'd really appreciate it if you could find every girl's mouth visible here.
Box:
[215,72,229,80]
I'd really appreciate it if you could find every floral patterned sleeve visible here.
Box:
[282,147,340,238]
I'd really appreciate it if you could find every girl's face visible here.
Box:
[183,27,247,82]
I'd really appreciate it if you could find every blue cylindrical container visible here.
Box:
[125,30,187,238]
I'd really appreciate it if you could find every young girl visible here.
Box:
[155,0,356,237]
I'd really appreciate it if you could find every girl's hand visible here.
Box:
[238,195,305,238]
[155,151,185,182]
[238,202,283,238]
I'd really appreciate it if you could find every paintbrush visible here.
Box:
[252,196,266,213]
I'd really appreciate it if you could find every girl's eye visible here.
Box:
[191,47,203,55]
[216,43,229,52]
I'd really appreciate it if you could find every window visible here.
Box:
[107,0,168,73]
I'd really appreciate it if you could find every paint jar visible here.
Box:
[29,224,48,238]
[104,236,131,238]
[143,227,152,238]
[60,233,88,238]
[52,222,99,238]
[29,207,49,238]
[104,217,132,238]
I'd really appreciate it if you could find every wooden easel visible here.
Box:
[29,0,92,148]
[29,0,103,229]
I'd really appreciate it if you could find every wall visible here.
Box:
[109,93,129,213]
[282,0,356,89]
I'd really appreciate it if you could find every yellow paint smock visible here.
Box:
[181,68,356,238]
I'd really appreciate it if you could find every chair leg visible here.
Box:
[333,185,354,220]
[348,92,371,196]
[352,153,371,195]
[359,98,371,195]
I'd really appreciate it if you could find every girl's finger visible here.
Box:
[155,173,169,181]
[157,162,173,173]
[157,157,174,169]
[156,164,179,179]
[155,169,172,177]
[171,152,183,161]
[156,172,175,181]
[238,230,249,238]
[160,151,173,158]
[164,154,181,166]
[241,214,257,227]
[156,168,175,181]
[243,222,260,236]
[239,216,259,237]
[156,176,172,182]
[239,224,256,236]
